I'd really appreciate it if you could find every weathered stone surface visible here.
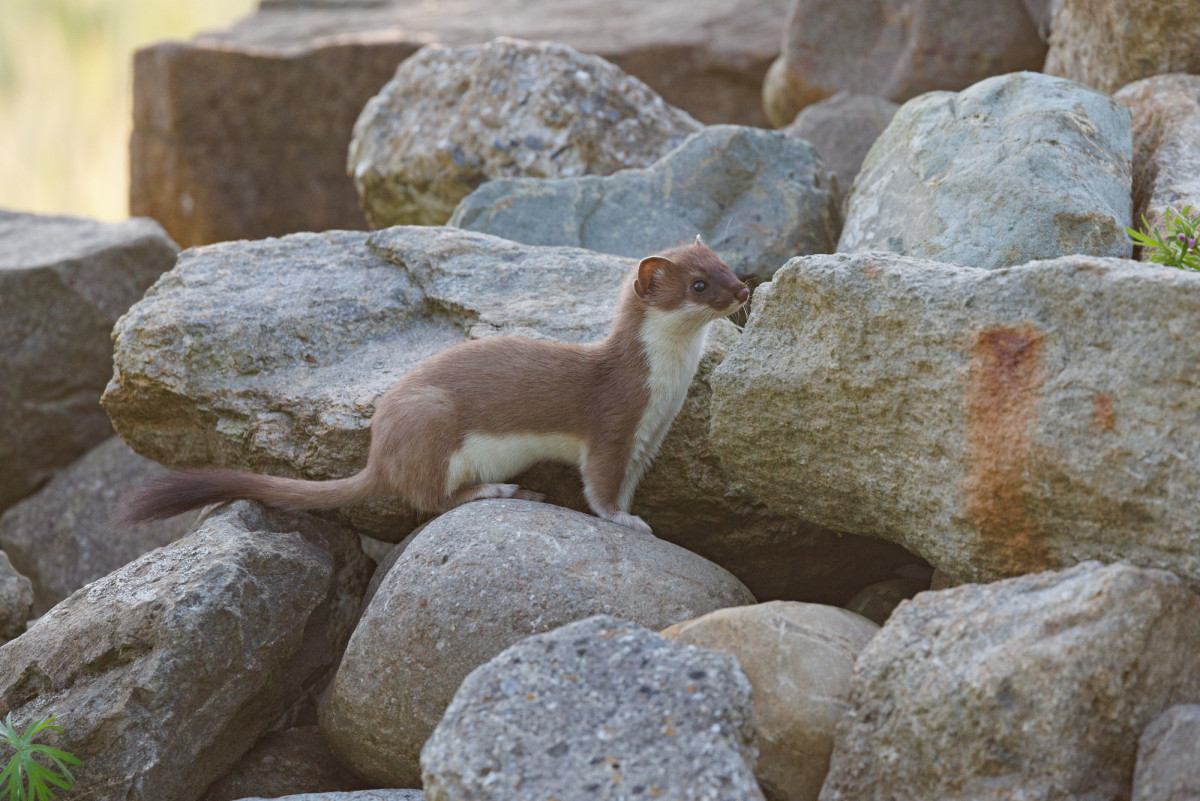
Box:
[1044,0,1200,95]
[422,614,762,801]
[1133,705,1200,801]
[1116,74,1200,237]
[843,575,930,626]
[0,501,372,801]
[0,437,196,615]
[763,0,1045,126]
[711,252,1200,587]
[838,72,1133,267]
[819,562,1200,801]
[0,211,178,512]
[132,0,787,247]
[450,125,841,283]
[0,550,32,643]
[350,38,701,228]
[320,500,754,787]
[782,93,898,204]
[234,794,422,801]
[662,602,878,801]
[200,727,368,801]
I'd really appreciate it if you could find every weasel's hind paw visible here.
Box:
[511,489,546,503]
[602,511,653,535]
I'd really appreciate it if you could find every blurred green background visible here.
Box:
[0,0,256,221]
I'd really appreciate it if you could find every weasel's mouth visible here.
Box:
[722,299,746,315]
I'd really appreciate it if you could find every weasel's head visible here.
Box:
[632,236,750,322]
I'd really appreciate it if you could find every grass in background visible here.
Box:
[0,0,256,222]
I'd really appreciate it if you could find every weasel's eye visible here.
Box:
[692,280,707,292]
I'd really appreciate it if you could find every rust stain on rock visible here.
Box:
[964,326,1055,574]
[1092,392,1116,431]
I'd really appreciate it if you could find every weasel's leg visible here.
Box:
[448,483,544,508]
[581,449,653,534]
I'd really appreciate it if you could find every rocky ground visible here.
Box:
[2,0,1200,799]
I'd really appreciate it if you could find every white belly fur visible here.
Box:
[445,432,587,494]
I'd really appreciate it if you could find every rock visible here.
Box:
[763,0,1045,127]
[132,0,788,247]
[819,562,1200,801]
[350,38,701,228]
[662,602,879,801]
[1133,705,1200,801]
[0,437,196,615]
[320,500,755,787]
[200,727,368,801]
[838,72,1133,267]
[843,575,930,626]
[0,211,178,512]
[782,93,898,205]
[0,501,372,801]
[1115,74,1200,237]
[710,252,1200,587]
[449,125,841,284]
[233,794,422,801]
[1043,0,1200,95]
[421,614,762,801]
[0,550,33,643]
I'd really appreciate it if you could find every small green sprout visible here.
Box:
[0,715,80,801]
[1126,204,1200,271]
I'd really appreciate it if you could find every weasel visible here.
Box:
[119,237,749,534]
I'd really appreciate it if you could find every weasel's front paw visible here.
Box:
[603,511,653,534]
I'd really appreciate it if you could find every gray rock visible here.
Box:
[843,576,930,626]
[0,501,372,801]
[450,125,841,283]
[349,38,702,228]
[1133,705,1200,801]
[1116,74,1200,237]
[0,211,178,512]
[320,500,755,787]
[234,794,422,801]
[421,614,763,801]
[838,72,1133,268]
[819,562,1200,801]
[710,252,1200,588]
[1044,0,1200,95]
[763,0,1045,126]
[0,550,32,643]
[782,93,898,206]
[0,437,196,615]
[200,726,367,801]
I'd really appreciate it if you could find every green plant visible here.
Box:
[0,715,80,801]
[1126,204,1200,271]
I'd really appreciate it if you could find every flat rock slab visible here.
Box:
[819,562,1200,801]
[234,794,423,801]
[0,501,371,801]
[711,252,1200,587]
[782,93,898,205]
[0,437,196,615]
[0,211,178,512]
[838,72,1133,268]
[421,614,763,801]
[1133,705,1200,801]
[450,125,841,284]
[350,38,701,228]
[319,500,754,787]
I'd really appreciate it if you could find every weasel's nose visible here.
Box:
[735,286,750,303]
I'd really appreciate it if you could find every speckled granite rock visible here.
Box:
[838,72,1132,267]
[349,38,701,227]
[0,211,178,512]
[421,615,762,801]
[711,252,1200,587]
[320,500,754,787]
[782,93,898,204]
[0,550,32,643]
[819,562,1200,801]
[200,727,368,801]
[450,125,841,283]
[233,793,422,801]
[1133,705,1200,801]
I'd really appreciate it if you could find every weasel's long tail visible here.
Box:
[115,467,377,525]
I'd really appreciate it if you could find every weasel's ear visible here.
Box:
[695,234,704,247]
[635,256,673,299]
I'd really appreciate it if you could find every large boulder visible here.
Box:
[1133,705,1200,801]
[818,562,1200,801]
[350,38,701,228]
[0,550,32,643]
[1043,0,1200,95]
[1115,74,1200,236]
[0,211,178,512]
[838,72,1133,267]
[199,727,367,801]
[711,252,1200,588]
[233,794,421,801]
[319,500,755,787]
[0,502,372,801]
[662,602,879,801]
[0,437,196,615]
[781,93,898,205]
[763,0,1045,127]
[449,125,841,283]
[421,614,762,801]
[131,0,788,247]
